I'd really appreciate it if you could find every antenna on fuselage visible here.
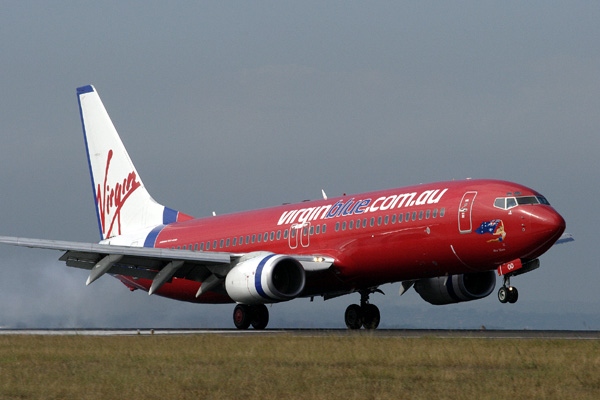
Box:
[321,189,328,200]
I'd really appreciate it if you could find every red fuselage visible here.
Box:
[117,179,565,303]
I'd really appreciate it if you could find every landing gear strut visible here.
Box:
[344,289,382,330]
[498,276,519,304]
[233,304,269,330]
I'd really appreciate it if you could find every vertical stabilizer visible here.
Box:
[77,85,192,241]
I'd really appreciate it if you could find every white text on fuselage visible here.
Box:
[277,188,448,226]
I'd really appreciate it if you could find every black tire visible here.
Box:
[508,287,519,304]
[251,304,269,330]
[362,304,380,330]
[345,304,363,329]
[498,287,509,304]
[233,304,251,329]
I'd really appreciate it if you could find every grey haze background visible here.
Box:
[0,2,598,329]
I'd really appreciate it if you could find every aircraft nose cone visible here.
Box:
[530,207,566,244]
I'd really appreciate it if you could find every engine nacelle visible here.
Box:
[225,252,306,304]
[414,271,496,305]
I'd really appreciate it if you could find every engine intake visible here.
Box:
[225,252,306,304]
[414,271,496,305]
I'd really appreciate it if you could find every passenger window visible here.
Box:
[194,243,198,251]
[440,208,445,217]
[182,245,186,250]
[219,240,223,248]
[363,218,367,227]
[316,225,320,234]
[336,222,340,232]
[425,210,430,219]
[270,232,274,241]
[302,228,307,237]
[356,219,361,229]
[419,211,423,220]
[200,242,205,251]
[433,209,438,218]
[291,230,295,238]
[233,237,237,246]
[277,231,281,240]
[226,238,230,247]
[342,221,346,231]
[377,216,382,226]
[322,224,326,233]
[412,211,417,221]
[349,221,353,230]
[263,233,268,241]
[309,226,314,235]
[240,236,244,245]
[405,213,411,222]
[391,215,396,224]
[370,218,375,227]
[257,234,262,242]
[384,215,389,225]
[206,242,210,250]
[284,230,288,239]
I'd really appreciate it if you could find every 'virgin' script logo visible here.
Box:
[97,150,141,238]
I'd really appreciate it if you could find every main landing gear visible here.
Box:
[344,289,383,330]
[498,275,519,304]
[233,304,269,330]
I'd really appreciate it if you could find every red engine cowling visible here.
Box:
[225,252,306,304]
[414,271,496,305]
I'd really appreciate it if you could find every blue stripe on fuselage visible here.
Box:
[144,225,166,248]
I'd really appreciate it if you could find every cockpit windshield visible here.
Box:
[494,195,550,210]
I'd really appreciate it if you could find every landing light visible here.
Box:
[314,257,325,263]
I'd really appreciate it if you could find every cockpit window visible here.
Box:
[506,197,517,208]
[516,196,539,205]
[493,195,550,210]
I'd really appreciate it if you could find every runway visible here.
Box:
[1,328,599,339]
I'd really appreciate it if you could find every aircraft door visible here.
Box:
[458,191,477,233]
[288,222,310,249]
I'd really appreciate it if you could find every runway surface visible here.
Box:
[1,329,599,339]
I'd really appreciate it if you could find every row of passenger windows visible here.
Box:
[171,207,446,250]
[173,224,329,251]
[335,208,446,232]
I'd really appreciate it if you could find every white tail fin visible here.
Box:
[77,85,192,241]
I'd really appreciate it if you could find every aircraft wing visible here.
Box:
[554,233,574,245]
[0,236,334,296]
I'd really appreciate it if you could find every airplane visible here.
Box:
[0,85,571,330]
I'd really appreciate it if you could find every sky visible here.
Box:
[0,2,598,329]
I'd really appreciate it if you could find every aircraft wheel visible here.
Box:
[251,304,269,330]
[498,287,509,304]
[233,304,252,329]
[362,304,380,330]
[508,287,519,304]
[345,304,363,329]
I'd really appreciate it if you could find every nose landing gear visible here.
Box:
[498,276,519,304]
[344,289,383,330]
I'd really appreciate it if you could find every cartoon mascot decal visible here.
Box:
[475,219,506,243]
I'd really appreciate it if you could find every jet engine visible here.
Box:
[414,271,496,305]
[225,252,306,304]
